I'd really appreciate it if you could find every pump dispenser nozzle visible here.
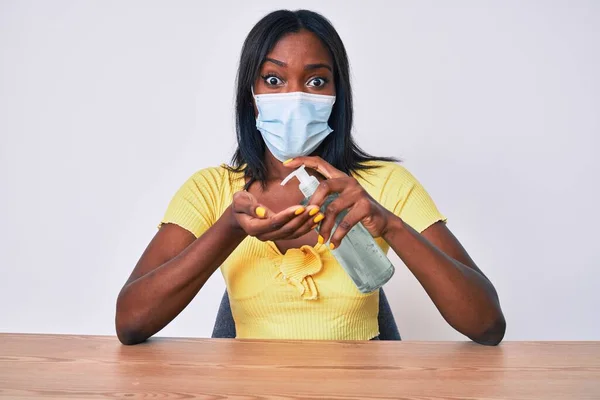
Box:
[281,165,320,198]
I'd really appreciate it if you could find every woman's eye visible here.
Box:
[263,75,283,86]
[307,77,327,87]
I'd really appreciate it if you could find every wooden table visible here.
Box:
[0,334,599,399]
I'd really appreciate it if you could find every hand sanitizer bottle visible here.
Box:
[281,165,395,293]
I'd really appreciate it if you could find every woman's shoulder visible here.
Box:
[357,160,446,232]
[354,160,418,189]
[183,164,245,191]
[160,164,245,237]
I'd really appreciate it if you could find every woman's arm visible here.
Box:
[115,213,246,345]
[116,191,318,345]
[382,218,506,345]
[283,156,506,345]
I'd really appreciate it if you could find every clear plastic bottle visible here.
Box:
[281,165,395,293]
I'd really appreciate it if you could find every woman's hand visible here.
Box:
[229,190,322,242]
[283,156,395,248]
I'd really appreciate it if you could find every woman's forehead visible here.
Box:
[265,30,332,65]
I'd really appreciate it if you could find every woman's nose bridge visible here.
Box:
[286,75,306,93]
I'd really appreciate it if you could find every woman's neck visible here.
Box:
[264,153,291,181]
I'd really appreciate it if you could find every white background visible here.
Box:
[1,0,598,340]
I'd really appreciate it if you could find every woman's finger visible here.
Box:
[283,156,347,179]
[250,204,307,238]
[307,178,353,209]
[289,205,323,240]
[318,195,356,243]
[232,191,273,219]
[328,207,367,250]
[258,205,322,241]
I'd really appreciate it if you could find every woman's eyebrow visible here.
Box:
[263,58,332,72]
[264,57,286,67]
[304,63,332,72]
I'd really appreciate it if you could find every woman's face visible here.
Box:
[254,30,335,96]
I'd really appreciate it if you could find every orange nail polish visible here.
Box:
[313,214,325,224]
[294,207,305,215]
[318,235,324,244]
[256,207,266,218]
[329,243,336,250]
[283,158,294,165]
[309,208,319,216]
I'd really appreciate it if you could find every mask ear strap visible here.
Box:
[251,86,256,96]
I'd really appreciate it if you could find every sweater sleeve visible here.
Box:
[159,167,224,238]
[379,163,447,233]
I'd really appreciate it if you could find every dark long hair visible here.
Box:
[230,9,397,187]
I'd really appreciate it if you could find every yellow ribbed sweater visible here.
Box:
[160,161,446,340]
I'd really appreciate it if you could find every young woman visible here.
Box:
[115,9,506,345]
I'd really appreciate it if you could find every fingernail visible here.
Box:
[329,243,336,250]
[318,235,324,244]
[283,158,294,165]
[309,207,320,216]
[256,207,266,218]
[294,207,305,216]
[311,224,318,230]
[313,214,325,224]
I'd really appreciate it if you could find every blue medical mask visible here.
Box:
[253,91,336,162]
